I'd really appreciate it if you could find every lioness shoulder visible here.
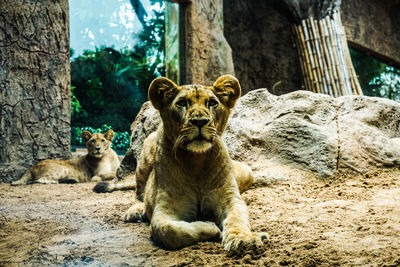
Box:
[11,129,120,185]
[124,75,267,253]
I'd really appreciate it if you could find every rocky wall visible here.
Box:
[0,0,71,182]
[223,0,302,95]
[342,0,400,68]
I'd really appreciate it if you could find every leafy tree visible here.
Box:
[70,0,165,132]
[369,67,400,102]
[71,47,145,131]
[70,85,86,118]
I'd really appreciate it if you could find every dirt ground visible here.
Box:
[1,168,400,266]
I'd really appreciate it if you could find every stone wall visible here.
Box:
[342,0,400,68]
[223,0,302,95]
[0,0,71,182]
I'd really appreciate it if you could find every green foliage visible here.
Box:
[71,47,147,131]
[70,85,86,117]
[71,124,130,152]
[369,67,400,101]
[70,0,165,132]
[350,48,400,101]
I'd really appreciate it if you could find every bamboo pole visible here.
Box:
[334,12,350,93]
[302,19,321,93]
[292,11,362,97]
[319,19,338,97]
[292,25,309,90]
[309,18,325,94]
[311,18,332,96]
[306,18,323,93]
[336,12,363,95]
[298,25,316,92]
[322,16,341,97]
[326,15,345,96]
[297,26,313,91]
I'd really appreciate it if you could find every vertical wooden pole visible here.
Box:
[293,11,362,97]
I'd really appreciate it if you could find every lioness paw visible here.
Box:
[124,203,146,222]
[196,221,222,241]
[93,181,114,193]
[223,232,269,254]
[91,176,102,182]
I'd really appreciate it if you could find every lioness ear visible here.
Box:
[148,77,179,110]
[104,129,114,141]
[81,130,93,144]
[212,75,241,109]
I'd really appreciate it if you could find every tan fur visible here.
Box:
[11,130,120,185]
[124,75,268,252]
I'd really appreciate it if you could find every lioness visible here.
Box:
[11,130,120,185]
[124,75,268,252]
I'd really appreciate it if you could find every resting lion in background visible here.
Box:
[123,75,268,253]
[11,130,120,185]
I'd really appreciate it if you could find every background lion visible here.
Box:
[11,130,120,185]
[123,75,268,253]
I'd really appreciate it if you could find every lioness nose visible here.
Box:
[190,118,209,128]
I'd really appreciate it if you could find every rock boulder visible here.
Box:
[119,89,400,182]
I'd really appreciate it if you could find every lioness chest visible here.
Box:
[153,154,232,222]
[88,152,118,175]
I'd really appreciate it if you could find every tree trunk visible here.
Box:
[283,0,362,96]
[174,0,235,85]
[0,0,71,182]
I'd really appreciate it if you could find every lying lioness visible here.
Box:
[124,75,268,252]
[11,130,120,185]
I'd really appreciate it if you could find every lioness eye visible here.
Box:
[102,139,105,142]
[209,99,218,107]
[176,99,186,107]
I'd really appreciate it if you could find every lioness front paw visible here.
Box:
[222,232,269,253]
[91,176,102,182]
[196,221,222,241]
[123,203,146,222]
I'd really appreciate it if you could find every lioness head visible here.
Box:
[81,129,114,158]
[148,75,241,153]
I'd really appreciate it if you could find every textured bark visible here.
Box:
[0,0,71,182]
[181,0,235,85]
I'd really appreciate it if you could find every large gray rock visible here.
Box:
[337,96,400,173]
[116,102,160,178]
[225,89,338,179]
[119,89,400,182]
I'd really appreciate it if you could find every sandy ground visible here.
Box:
[1,168,400,266]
